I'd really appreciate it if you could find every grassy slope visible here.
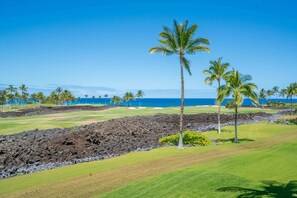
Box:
[0,106,276,135]
[0,122,296,198]
[102,142,297,198]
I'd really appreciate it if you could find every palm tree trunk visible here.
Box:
[217,80,221,134]
[291,96,293,114]
[2,104,4,112]
[234,107,238,143]
[178,55,184,149]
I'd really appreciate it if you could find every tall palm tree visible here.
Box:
[123,92,135,107]
[55,87,63,105]
[286,83,297,112]
[259,89,267,108]
[218,69,258,143]
[149,20,210,149]
[136,90,144,107]
[37,92,46,105]
[19,84,28,106]
[0,90,8,112]
[266,89,274,102]
[6,85,17,109]
[203,57,230,134]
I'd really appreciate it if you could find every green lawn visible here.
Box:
[0,106,276,135]
[1,103,57,112]
[0,121,296,198]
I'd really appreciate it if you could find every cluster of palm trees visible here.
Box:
[0,84,29,110]
[150,20,259,147]
[110,90,144,107]
[0,85,76,112]
[259,84,297,110]
[47,87,76,106]
[203,58,258,143]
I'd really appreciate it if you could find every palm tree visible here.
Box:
[37,92,46,105]
[280,89,287,98]
[123,92,135,107]
[136,90,144,107]
[286,83,297,112]
[272,86,280,105]
[149,20,210,149]
[6,85,17,109]
[266,89,274,102]
[104,94,108,104]
[218,69,258,143]
[0,90,8,112]
[259,89,267,108]
[111,96,121,106]
[19,84,28,106]
[203,57,230,134]
[61,90,75,106]
[56,87,63,105]
[85,94,88,98]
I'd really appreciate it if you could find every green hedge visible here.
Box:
[159,130,212,146]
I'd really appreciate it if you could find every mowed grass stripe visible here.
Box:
[3,127,297,198]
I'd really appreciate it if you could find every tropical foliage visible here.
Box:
[150,20,210,149]
[203,57,230,133]
[218,69,258,143]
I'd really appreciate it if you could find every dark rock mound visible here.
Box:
[0,112,274,178]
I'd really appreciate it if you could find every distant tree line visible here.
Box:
[110,90,144,107]
[0,85,76,112]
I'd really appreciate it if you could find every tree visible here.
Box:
[60,90,75,106]
[110,96,121,106]
[266,89,274,101]
[280,89,287,98]
[19,84,28,106]
[259,89,267,108]
[37,92,46,104]
[149,20,210,149]
[0,90,8,112]
[6,85,17,109]
[286,83,297,113]
[136,90,144,107]
[30,93,39,103]
[272,86,279,99]
[85,94,88,98]
[218,69,258,143]
[203,57,230,134]
[56,87,63,105]
[123,92,135,107]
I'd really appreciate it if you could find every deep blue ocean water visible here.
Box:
[70,98,297,107]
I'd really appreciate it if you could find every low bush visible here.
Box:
[159,130,212,146]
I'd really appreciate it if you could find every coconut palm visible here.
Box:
[218,69,258,143]
[203,57,230,134]
[123,92,135,107]
[111,96,121,106]
[266,89,274,102]
[286,83,297,112]
[61,90,75,106]
[6,85,17,109]
[37,92,46,104]
[85,94,88,98]
[136,90,144,107]
[259,89,267,108]
[0,90,8,112]
[55,87,63,105]
[280,89,287,98]
[19,84,28,106]
[149,20,210,149]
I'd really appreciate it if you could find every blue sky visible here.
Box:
[0,0,296,97]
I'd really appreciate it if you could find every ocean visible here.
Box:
[70,98,297,107]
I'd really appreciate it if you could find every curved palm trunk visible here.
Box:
[234,107,238,143]
[291,96,293,114]
[178,55,184,149]
[217,80,221,134]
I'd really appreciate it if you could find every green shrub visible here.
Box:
[159,130,212,146]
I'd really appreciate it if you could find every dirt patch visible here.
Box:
[0,105,112,118]
[0,112,274,178]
